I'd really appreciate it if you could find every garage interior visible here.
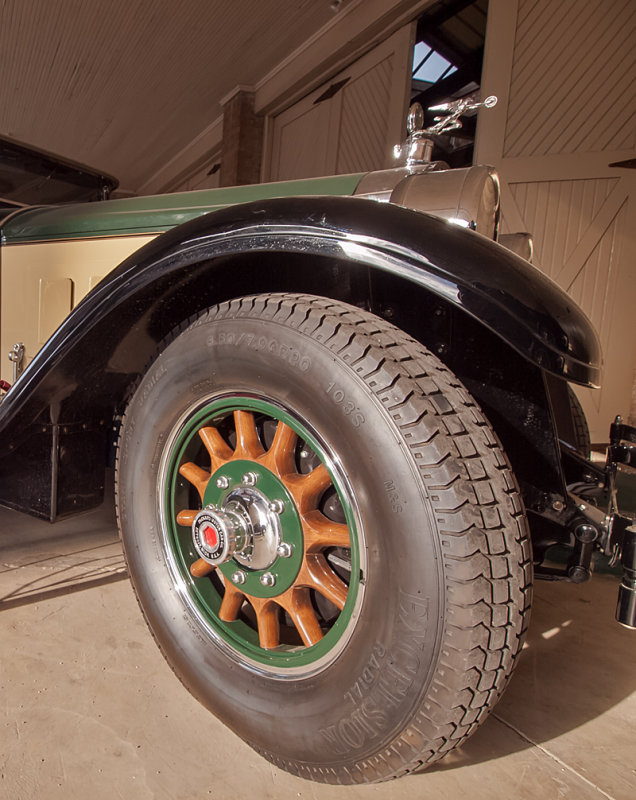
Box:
[1,0,635,797]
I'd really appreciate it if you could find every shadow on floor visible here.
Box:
[0,485,126,611]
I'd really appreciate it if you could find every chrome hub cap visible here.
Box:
[191,486,283,570]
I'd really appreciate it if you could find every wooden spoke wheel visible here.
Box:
[164,399,360,667]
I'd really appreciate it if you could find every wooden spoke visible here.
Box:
[285,464,332,512]
[260,421,297,477]
[176,509,197,526]
[301,554,348,610]
[198,426,233,471]
[178,462,210,501]
[219,583,245,622]
[248,598,280,649]
[190,558,215,578]
[280,588,323,646]
[302,510,350,552]
[233,411,265,459]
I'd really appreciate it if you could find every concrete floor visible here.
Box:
[1,495,635,800]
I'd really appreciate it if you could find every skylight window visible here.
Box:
[412,41,457,83]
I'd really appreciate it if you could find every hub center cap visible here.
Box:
[192,487,282,570]
[191,506,249,566]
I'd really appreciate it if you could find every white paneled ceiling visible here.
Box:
[0,0,353,191]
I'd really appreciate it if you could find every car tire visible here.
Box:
[116,293,532,784]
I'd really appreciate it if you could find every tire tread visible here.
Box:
[200,293,532,784]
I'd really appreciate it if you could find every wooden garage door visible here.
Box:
[265,26,413,181]
[476,0,636,441]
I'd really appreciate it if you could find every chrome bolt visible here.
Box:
[242,472,258,486]
[269,499,285,514]
[216,476,230,489]
[231,570,247,585]
[300,450,310,459]
[277,542,293,559]
[260,572,276,587]
[552,499,565,512]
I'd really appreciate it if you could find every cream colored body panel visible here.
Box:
[1,234,157,384]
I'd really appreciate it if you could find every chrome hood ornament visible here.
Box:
[394,94,497,167]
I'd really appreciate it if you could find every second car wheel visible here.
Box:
[116,293,532,784]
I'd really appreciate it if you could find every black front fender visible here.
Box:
[0,195,600,471]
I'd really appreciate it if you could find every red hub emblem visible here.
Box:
[192,509,229,564]
[203,524,219,548]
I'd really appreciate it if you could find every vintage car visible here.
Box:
[0,103,634,785]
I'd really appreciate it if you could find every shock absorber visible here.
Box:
[616,523,636,629]
[566,523,598,583]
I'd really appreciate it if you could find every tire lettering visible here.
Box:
[206,332,310,371]
[319,700,389,754]
[147,524,163,562]
[384,480,404,513]
[397,590,430,633]
[138,364,168,407]
[325,383,366,427]
[190,378,216,395]
[319,595,431,755]
[182,613,206,644]
[344,642,385,705]
[150,432,166,473]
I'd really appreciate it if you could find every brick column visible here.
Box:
[219,87,264,187]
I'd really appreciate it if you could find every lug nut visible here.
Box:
[260,572,276,587]
[277,542,293,559]
[269,499,285,514]
[242,472,258,486]
[231,570,247,585]
[216,476,230,489]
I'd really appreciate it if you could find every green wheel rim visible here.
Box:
[161,394,362,674]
